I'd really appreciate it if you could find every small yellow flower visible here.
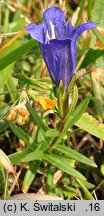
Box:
[38,96,57,110]
[8,103,29,125]
[8,107,17,121]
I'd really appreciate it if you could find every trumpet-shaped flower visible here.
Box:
[25,6,96,91]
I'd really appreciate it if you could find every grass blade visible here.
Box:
[26,102,48,133]
[55,96,91,145]
[9,123,35,150]
[76,178,95,200]
[0,40,37,70]
[53,145,97,168]
[75,112,104,140]
[44,154,86,180]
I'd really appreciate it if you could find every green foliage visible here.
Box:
[0,40,37,71]
[44,154,86,180]
[53,145,97,167]
[76,112,104,140]
[26,102,48,133]
[92,0,104,26]
[76,179,95,200]
[80,49,104,68]
[45,129,59,138]
[9,123,35,150]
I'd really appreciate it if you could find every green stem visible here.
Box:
[94,179,104,192]
[47,120,65,149]
[92,28,104,46]
[44,0,48,9]
[75,0,85,26]
[4,0,10,32]
[88,0,92,20]
[0,88,25,96]
[0,1,2,33]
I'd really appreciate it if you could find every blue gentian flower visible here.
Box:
[25,6,96,91]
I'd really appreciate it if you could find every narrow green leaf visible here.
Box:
[22,161,41,193]
[79,180,95,189]
[44,154,86,180]
[6,76,18,102]
[64,96,91,133]
[66,84,78,117]
[46,168,55,195]
[9,149,31,165]
[100,163,104,176]
[56,187,76,199]
[0,39,21,90]
[22,139,50,192]
[21,150,43,162]
[17,75,52,91]
[26,102,48,133]
[88,0,93,20]
[92,28,104,46]
[75,112,104,140]
[76,178,95,200]
[17,75,45,92]
[0,40,36,70]
[48,154,75,167]
[81,49,104,68]
[57,80,64,118]
[0,64,14,90]
[68,74,76,94]
[45,129,59,138]
[0,37,22,59]
[0,121,9,133]
[9,123,35,150]
[55,96,91,145]
[53,145,97,168]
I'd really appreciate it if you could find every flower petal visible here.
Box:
[25,23,47,44]
[73,21,96,40]
[43,7,66,39]
[41,39,75,91]
[41,41,60,83]
[25,6,96,91]
[55,22,66,39]
[67,20,75,38]
[38,96,57,110]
